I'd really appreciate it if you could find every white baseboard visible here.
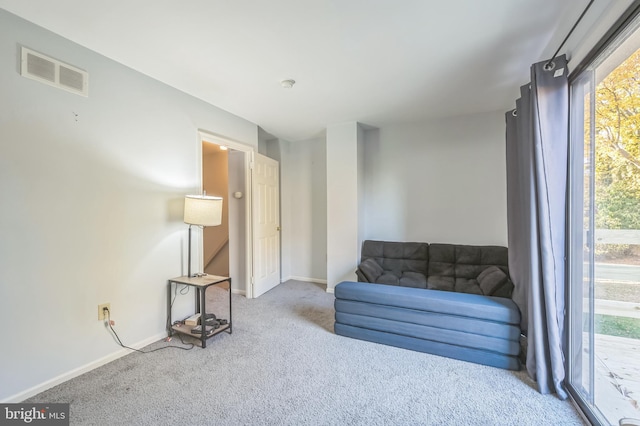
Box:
[231,288,246,296]
[288,276,327,285]
[325,286,335,294]
[2,331,167,403]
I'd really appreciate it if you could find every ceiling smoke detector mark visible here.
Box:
[20,46,88,97]
[280,79,295,89]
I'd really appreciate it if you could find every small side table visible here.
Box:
[167,275,232,348]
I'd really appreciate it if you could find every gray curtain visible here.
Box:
[505,55,569,398]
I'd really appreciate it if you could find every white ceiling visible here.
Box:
[0,1,588,141]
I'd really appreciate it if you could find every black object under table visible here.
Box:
[167,275,232,348]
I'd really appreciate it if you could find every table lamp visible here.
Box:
[184,194,223,277]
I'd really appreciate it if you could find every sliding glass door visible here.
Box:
[567,13,640,425]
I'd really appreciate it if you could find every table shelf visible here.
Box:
[167,275,232,348]
[170,322,230,339]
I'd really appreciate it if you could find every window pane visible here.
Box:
[569,70,596,408]
[569,17,640,425]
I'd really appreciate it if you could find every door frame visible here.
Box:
[198,130,255,298]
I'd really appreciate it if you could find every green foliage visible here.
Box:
[593,48,640,233]
[595,182,640,229]
[594,314,640,339]
[594,243,632,258]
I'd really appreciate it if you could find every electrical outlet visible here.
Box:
[98,303,110,320]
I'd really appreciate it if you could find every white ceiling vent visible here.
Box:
[20,47,88,97]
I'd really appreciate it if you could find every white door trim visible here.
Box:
[198,130,255,298]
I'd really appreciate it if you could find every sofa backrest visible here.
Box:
[428,244,510,295]
[361,240,429,276]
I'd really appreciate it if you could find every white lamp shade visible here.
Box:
[184,195,223,226]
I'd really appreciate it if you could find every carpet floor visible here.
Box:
[27,280,585,425]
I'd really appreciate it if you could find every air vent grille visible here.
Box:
[26,53,56,82]
[59,65,84,91]
[21,47,88,97]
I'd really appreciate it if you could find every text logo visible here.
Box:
[1,404,69,425]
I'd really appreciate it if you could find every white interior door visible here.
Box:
[252,153,280,297]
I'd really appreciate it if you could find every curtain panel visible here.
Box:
[505,55,569,398]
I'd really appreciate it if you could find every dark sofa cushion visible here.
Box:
[361,240,428,276]
[377,271,427,288]
[429,244,509,278]
[477,266,514,297]
[358,258,384,282]
[451,278,483,295]
[428,243,511,296]
[377,272,400,286]
[358,240,513,298]
[427,244,456,277]
[400,272,427,288]
[426,276,454,292]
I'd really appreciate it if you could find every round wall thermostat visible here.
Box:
[233,192,243,199]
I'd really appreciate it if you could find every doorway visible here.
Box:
[199,131,282,298]
[200,131,252,296]
[202,142,229,277]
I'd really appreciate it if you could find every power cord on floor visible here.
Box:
[103,306,194,352]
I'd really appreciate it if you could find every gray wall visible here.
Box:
[0,9,257,401]
[271,113,508,286]
[361,111,508,246]
[326,123,360,288]
[287,137,327,282]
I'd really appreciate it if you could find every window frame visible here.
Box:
[566,2,640,424]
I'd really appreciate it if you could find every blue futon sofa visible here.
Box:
[334,240,522,370]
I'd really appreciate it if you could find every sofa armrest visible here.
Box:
[477,266,514,298]
[356,258,384,282]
